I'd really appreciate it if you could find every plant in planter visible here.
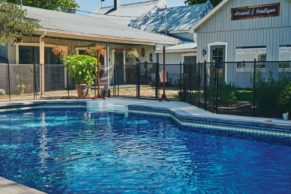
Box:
[16,82,26,95]
[278,83,291,120]
[127,48,140,63]
[63,55,97,98]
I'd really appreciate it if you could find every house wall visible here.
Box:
[158,51,196,84]
[196,0,291,87]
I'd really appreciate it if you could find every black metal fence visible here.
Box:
[0,63,90,101]
[112,61,291,119]
[0,61,290,119]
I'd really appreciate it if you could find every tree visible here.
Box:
[0,1,39,45]
[185,0,223,7]
[6,0,79,12]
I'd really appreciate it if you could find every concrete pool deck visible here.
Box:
[0,177,45,194]
[0,98,290,193]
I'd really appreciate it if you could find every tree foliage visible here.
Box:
[0,1,39,45]
[6,0,79,12]
[185,0,223,7]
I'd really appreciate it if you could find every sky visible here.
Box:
[76,0,186,13]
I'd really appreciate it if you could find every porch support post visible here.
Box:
[106,43,110,96]
[123,50,126,83]
[15,44,19,64]
[40,38,45,95]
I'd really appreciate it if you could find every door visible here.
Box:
[210,45,225,80]
[210,45,226,111]
[210,45,225,64]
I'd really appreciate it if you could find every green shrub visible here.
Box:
[278,83,291,113]
[63,55,97,85]
[207,79,237,105]
[255,71,291,116]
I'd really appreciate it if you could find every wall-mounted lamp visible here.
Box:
[202,49,207,57]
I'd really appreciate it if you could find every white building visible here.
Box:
[193,0,291,87]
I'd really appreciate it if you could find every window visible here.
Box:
[19,46,40,64]
[236,47,266,72]
[279,46,291,72]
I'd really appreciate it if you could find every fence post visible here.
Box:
[252,59,257,116]
[155,63,159,100]
[66,65,70,99]
[7,62,11,101]
[183,63,186,102]
[136,62,140,98]
[189,62,193,104]
[179,62,182,101]
[214,61,219,113]
[33,63,36,100]
[113,64,115,97]
[197,63,201,107]
[203,60,207,110]
[117,64,120,97]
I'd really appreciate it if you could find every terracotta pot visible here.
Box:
[76,84,90,98]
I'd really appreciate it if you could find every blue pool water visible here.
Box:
[0,109,291,193]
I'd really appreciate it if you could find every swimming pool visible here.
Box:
[0,105,290,193]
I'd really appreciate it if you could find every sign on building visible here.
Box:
[231,3,280,20]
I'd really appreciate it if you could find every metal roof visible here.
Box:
[129,1,212,33]
[24,6,180,45]
[94,0,167,18]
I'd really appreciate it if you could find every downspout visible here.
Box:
[39,31,47,95]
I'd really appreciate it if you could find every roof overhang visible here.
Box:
[35,29,179,46]
[155,48,196,53]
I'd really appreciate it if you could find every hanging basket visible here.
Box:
[52,46,68,58]
[127,48,139,59]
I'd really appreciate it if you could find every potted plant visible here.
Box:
[17,82,26,95]
[278,83,291,120]
[63,55,97,98]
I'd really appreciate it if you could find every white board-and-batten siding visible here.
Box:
[196,0,291,87]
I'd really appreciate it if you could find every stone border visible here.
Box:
[128,105,291,138]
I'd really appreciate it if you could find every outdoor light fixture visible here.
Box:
[202,49,207,57]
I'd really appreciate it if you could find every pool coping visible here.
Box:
[0,177,45,194]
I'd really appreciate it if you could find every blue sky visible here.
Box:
[76,0,185,12]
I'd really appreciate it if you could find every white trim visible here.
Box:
[207,42,228,83]
[193,0,230,32]
[207,42,228,62]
